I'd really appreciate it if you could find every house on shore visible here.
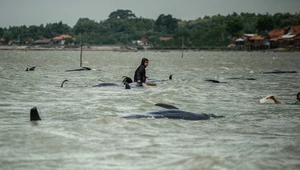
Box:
[31,39,53,45]
[269,26,300,48]
[52,34,74,45]
[230,25,300,50]
[30,34,74,46]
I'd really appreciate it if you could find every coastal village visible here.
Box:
[231,25,300,51]
[0,25,300,51]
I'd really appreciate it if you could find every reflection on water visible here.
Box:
[0,50,300,170]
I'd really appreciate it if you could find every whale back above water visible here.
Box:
[262,70,298,74]
[92,82,119,87]
[122,103,224,120]
[65,67,91,72]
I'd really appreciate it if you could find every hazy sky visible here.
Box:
[1,0,299,28]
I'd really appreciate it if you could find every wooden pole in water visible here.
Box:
[181,36,184,58]
[80,43,83,67]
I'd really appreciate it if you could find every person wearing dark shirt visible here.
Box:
[134,58,149,85]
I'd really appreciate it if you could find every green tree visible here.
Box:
[73,18,98,35]
[108,9,136,20]
[0,27,4,37]
[155,14,178,34]
[256,15,275,32]
[226,18,244,37]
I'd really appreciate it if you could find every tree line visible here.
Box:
[0,9,299,48]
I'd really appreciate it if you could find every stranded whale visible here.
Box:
[30,103,224,121]
[122,74,173,89]
[122,103,224,120]
[262,70,298,74]
[65,67,91,72]
[60,79,128,88]
[203,79,227,83]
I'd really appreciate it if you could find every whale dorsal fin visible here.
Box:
[82,67,91,70]
[30,107,41,121]
[155,103,179,109]
[61,79,68,87]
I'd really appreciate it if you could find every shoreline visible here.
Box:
[0,45,299,52]
[0,45,133,52]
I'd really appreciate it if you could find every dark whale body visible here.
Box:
[203,79,227,83]
[92,83,119,87]
[26,66,36,71]
[122,74,173,89]
[147,74,173,82]
[66,67,91,72]
[122,103,224,121]
[262,70,298,74]
[60,79,127,88]
[227,77,256,80]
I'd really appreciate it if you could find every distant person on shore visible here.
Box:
[260,92,300,104]
[134,58,149,86]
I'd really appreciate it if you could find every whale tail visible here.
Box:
[124,82,131,89]
[30,107,41,121]
[122,76,133,84]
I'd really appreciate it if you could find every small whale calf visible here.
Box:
[122,103,224,120]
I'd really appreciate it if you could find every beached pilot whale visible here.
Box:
[146,74,173,82]
[203,79,227,83]
[122,103,225,120]
[26,66,36,71]
[122,74,173,84]
[204,76,256,83]
[226,77,256,80]
[92,79,120,87]
[262,70,298,74]
[65,67,91,72]
[122,74,173,89]
[60,79,129,88]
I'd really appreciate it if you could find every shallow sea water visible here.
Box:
[0,50,300,170]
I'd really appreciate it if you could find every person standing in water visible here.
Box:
[134,58,149,85]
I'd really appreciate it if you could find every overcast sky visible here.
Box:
[1,0,299,28]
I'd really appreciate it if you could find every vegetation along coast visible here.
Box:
[0,9,300,51]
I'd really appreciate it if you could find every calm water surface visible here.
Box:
[0,50,300,170]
